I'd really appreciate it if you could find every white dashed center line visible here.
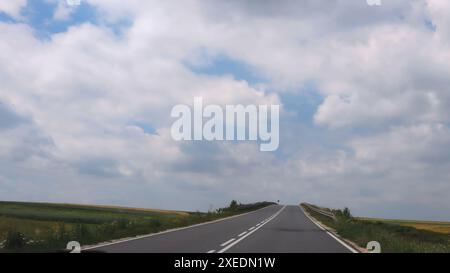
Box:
[238,231,247,237]
[218,205,286,253]
[220,238,236,247]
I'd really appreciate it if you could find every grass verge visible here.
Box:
[301,203,450,253]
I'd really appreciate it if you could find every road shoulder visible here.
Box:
[300,205,362,253]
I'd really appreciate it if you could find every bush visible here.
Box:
[333,207,353,223]
[343,208,352,219]
[4,231,27,249]
[72,223,93,244]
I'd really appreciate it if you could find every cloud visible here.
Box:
[0,0,27,19]
[1,0,450,220]
[0,102,28,130]
[52,1,75,21]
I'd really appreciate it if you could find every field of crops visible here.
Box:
[357,217,450,235]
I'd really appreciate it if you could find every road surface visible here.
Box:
[85,205,356,253]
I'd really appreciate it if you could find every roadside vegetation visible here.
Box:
[301,203,450,253]
[0,200,275,252]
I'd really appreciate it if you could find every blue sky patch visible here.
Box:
[186,54,266,85]
[0,12,17,23]
[20,0,98,39]
[425,20,437,32]
[130,122,157,135]
[280,82,324,126]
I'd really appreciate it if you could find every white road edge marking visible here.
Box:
[248,227,255,231]
[220,238,236,247]
[238,231,247,237]
[218,205,286,253]
[207,250,216,253]
[82,204,277,251]
[299,205,358,253]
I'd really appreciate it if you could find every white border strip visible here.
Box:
[217,205,286,253]
[83,204,277,251]
[299,205,358,253]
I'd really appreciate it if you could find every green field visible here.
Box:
[302,204,450,253]
[0,201,274,252]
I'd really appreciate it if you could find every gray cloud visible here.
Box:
[0,102,28,130]
[76,157,123,178]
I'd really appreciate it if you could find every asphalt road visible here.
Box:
[85,205,355,253]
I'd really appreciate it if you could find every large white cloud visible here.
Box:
[1,0,450,219]
[0,8,280,211]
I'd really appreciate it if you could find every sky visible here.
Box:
[1,0,450,221]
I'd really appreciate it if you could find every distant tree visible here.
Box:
[229,200,238,210]
[343,207,352,219]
